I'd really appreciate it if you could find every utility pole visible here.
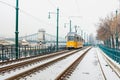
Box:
[56,8,59,51]
[119,0,120,11]
[15,0,19,59]
[81,30,83,39]
[48,8,59,51]
[68,16,82,32]
[115,10,118,49]
[87,34,89,46]
[74,25,77,33]
[84,32,86,45]
[70,20,72,32]
[74,25,79,33]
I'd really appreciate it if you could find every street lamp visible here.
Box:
[74,25,79,33]
[84,32,86,45]
[68,16,82,33]
[48,8,59,51]
[15,0,19,59]
[115,10,119,49]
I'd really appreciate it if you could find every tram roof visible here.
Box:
[67,32,78,36]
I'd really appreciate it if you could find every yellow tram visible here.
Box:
[66,32,84,49]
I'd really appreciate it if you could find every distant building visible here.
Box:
[89,34,96,45]
[0,39,14,46]
[38,29,45,45]
[19,39,29,46]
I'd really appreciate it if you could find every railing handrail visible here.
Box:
[99,45,120,64]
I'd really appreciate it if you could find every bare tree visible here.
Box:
[96,14,120,48]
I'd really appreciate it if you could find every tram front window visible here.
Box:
[67,36,74,41]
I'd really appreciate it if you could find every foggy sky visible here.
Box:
[0,0,119,38]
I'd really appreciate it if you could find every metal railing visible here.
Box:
[0,45,66,62]
[99,45,120,64]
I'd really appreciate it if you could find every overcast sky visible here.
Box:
[0,0,119,38]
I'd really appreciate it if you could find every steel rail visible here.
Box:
[0,50,67,65]
[5,48,84,80]
[96,51,107,80]
[101,52,120,78]
[0,50,71,74]
[55,47,91,80]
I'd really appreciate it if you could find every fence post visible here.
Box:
[2,45,4,61]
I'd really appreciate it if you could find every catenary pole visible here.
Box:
[56,8,59,51]
[70,20,72,32]
[15,0,19,59]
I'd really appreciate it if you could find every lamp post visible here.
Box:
[15,0,19,59]
[84,32,86,45]
[74,25,79,33]
[68,16,82,33]
[48,8,59,51]
[70,20,72,32]
[115,10,119,49]
[81,30,83,38]
[87,34,89,46]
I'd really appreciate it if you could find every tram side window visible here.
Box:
[76,37,78,41]
[80,37,81,41]
[67,36,74,41]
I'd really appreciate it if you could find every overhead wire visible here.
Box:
[0,0,55,27]
[19,9,55,27]
[0,0,79,23]
[19,0,56,27]
[0,0,15,8]
[47,0,56,9]
[0,0,72,30]
[47,0,71,20]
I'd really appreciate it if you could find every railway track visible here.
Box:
[2,47,119,80]
[4,47,90,80]
[96,48,120,80]
[55,47,91,80]
[98,48,120,78]
[0,50,74,74]
[103,55,120,78]
[0,50,68,66]
[96,50,107,80]
[55,47,119,80]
